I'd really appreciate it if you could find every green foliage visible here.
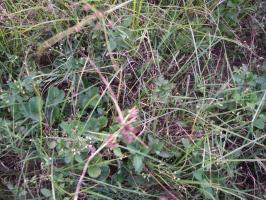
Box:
[46,87,65,107]
[254,114,265,129]
[193,170,215,200]
[133,155,144,173]
[108,16,134,51]
[154,76,173,103]
[88,165,102,178]
[216,0,254,31]
[0,0,265,199]
[113,147,123,157]
[20,97,43,121]
[78,87,102,110]
[40,188,52,198]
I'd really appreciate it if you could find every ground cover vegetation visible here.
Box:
[0,0,265,199]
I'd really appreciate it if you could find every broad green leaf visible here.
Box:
[98,116,108,129]
[133,155,143,173]
[170,147,182,158]
[74,155,84,163]
[49,107,62,124]
[91,155,103,164]
[40,188,51,197]
[88,165,101,178]
[64,151,73,164]
[20,97,43,121]
[113,147,123,157]
[60,121,78,136]
[86,118,99,132]
[193,170,203,181]
[121,16,132,27]
[78,87,101,110]
[148,134,164,151]
[97,165,110,181]
[46,87,65,107]
[152,141,164,152]
[254,115,265,129]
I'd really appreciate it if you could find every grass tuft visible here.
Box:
[0,0,265,199]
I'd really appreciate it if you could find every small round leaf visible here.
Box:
[88,165,101,178]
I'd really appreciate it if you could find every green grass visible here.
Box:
[0,0,265,199]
